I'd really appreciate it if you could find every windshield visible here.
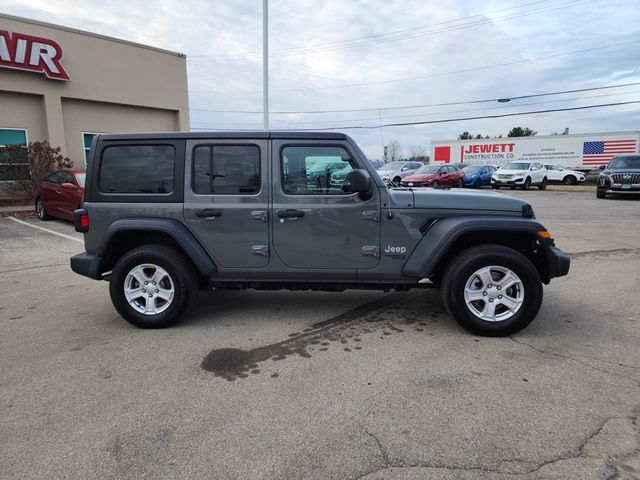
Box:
[414,165,440,174]
[379,162,404,171]
[462,166,481,174]
[609,156,640,169]
[501,162,530,170]
[75,173,86,187]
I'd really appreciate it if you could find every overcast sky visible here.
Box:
[2,0,639,159]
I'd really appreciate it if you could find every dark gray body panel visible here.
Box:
[402,216,546,278]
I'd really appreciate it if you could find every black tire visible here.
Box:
[109,244,198,328]
[432,180,440,189]
[492,184,500,190]
[441,244,543,336]
[596,189,606,199]
[563,175,576,185]
[538,177,547,190]
[523,177,531,190]
[474,178,481,188]
[35,197,51,220]
[393,176,402,184]
[456,178,463,188]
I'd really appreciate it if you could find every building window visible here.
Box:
[0,128,28,181]
[193,145,261,194]
[82,132,99,164]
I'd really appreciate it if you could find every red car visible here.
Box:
[35,169,86,221]
[400,164,465,188]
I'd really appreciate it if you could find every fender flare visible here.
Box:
[401,216,547,279]
[97,218,217,276]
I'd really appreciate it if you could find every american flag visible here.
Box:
[582,139,637,165]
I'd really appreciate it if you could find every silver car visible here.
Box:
[378,161,424,184]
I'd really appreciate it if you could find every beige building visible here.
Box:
[0,13,189,197]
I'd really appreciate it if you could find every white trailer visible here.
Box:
[431,131,639,171]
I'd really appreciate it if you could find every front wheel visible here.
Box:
[441,245,543,336]
[563,175,577,185]
[456,178,463,188]
[432,180,440,189]
[523,177,531,190]
[35,198,51,220]
[596,189,606,199]
[109,245,198,328]
[538,177,547,190]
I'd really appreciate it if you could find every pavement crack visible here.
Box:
[509,337,640,388]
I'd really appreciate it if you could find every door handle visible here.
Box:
[277,209,304,219]
[195,209,222,219]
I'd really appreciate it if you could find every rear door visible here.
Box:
[271,141,381,271]
[41,171,63,215]
[184,140,269,269]
[57,171,81,219]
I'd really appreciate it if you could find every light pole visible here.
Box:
[263,0,269,131]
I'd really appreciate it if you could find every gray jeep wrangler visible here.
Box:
[71,132,569,336]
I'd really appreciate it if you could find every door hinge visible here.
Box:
[251,245,269,257]
[251,210,268,222]
[361,246,379,257]
[361,210,379,222]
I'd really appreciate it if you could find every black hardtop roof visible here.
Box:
[98,131,349,141]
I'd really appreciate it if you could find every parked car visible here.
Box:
[597,154,640,198]
[491,162,547,190]
[35,169,86,221]
[377,161,423,184]
[70,131,569,336]
[462,165,496,188]
[543,164,586,184]
[400,164,465,188]
[369,160,385,170]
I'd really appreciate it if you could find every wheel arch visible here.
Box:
[402,216,553,284]
[96,218,217,279]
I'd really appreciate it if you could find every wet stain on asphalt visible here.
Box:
[201,292,443,381]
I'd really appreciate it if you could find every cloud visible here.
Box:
[2,0,639,159]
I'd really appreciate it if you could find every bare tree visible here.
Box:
[409,146,426,160]
[387,140,403,162]
[0,141,72,200]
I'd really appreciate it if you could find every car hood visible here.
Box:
[403,173,437,182]
[405,188,530,214]
[494,169,529,175]
[602,168,640,174]
[378,170,401,177]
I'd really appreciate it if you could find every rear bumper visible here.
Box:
[70,252,103,280]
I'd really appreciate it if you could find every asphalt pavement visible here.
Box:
[1,190,639,480]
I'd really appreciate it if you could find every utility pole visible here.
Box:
[263,0,269,131]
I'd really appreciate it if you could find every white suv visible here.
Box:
[544,164,586,185]
[491,162,548,190]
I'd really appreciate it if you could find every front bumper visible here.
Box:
[70,252,103,280]
[544,245,570,281]
[491,177,524,185]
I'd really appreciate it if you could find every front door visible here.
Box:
[184,140,269,269]
[271,141,381,271]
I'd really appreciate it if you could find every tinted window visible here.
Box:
[193,145,260,194]
[281,146,355,195]
[99,145,174,194]
[609,156,640,169]
[46,172,63,184]
[59,172,74,184]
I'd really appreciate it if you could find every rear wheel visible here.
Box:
[441,245,543,336]
[35,198,51,220]
[538,177,547,190]
[109,244,198,328]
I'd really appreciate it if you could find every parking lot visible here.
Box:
[1,189,639,480]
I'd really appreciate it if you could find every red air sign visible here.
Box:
[0,29,69,81]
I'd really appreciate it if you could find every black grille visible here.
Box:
[612,173,640,184]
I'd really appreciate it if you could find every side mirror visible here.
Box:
[599,165,606,170]
[348,169,372,199]
[61,182,78,190]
